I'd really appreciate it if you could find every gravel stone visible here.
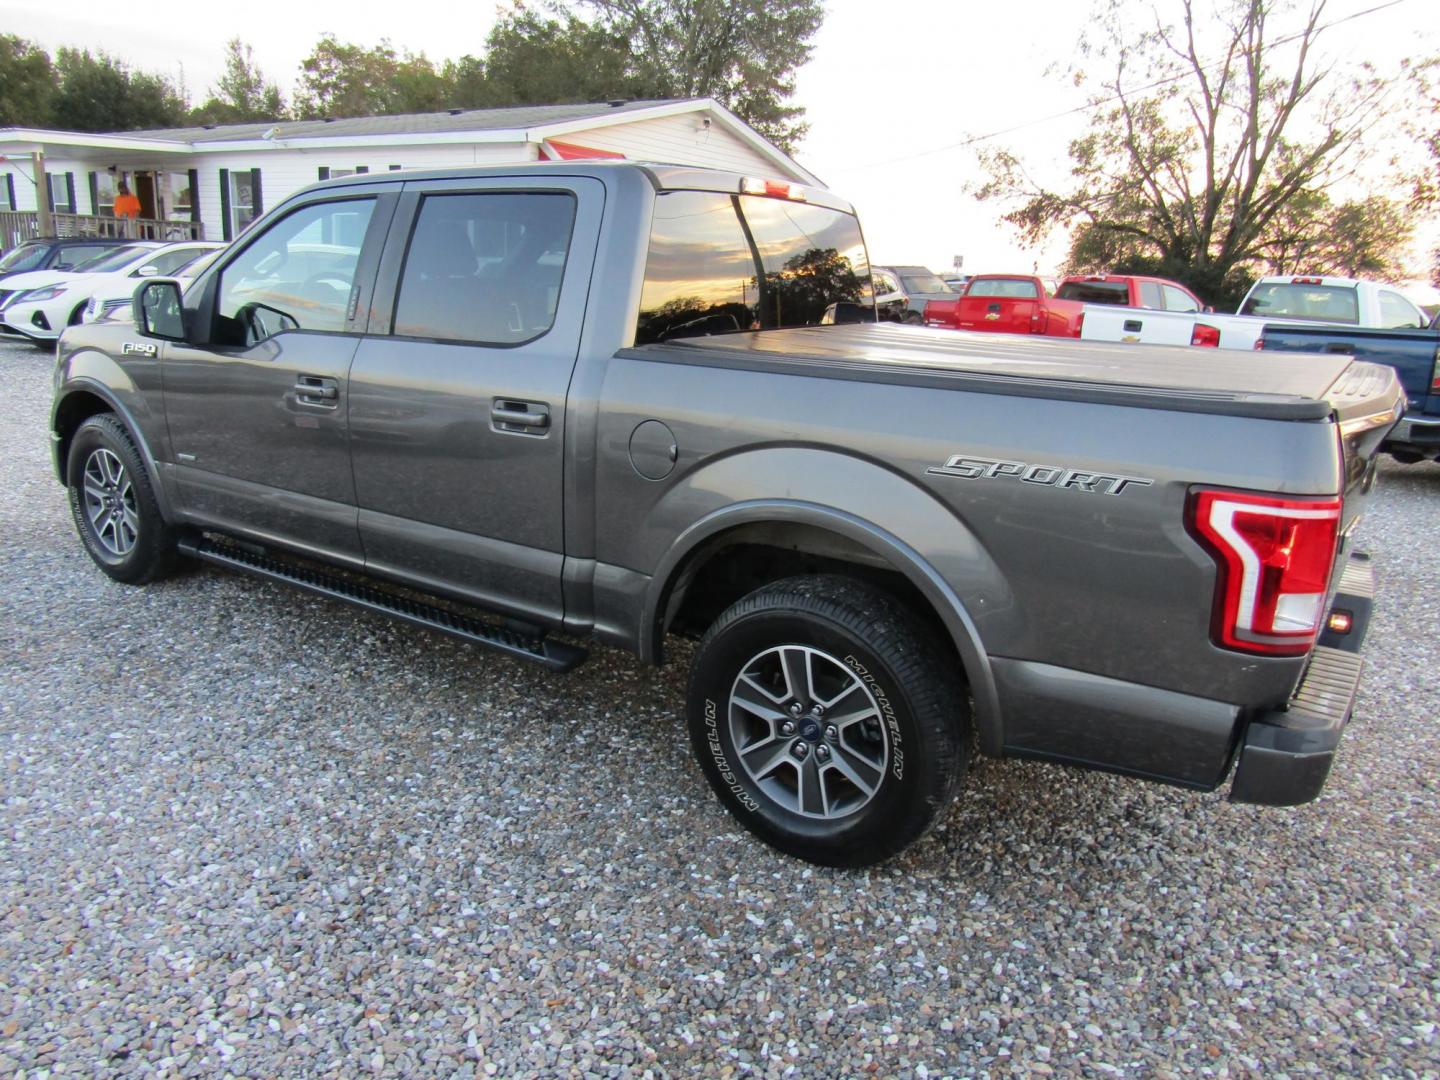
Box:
[1,337,1438,1077]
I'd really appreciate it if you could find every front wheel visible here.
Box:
[66,413,181,584]
[687,575,969,866]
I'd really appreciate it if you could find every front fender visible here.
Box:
[638,447,1014,752]
[51,336,174,520]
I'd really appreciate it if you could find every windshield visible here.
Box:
[1055,280,1130,304]
[1240,283,1359,324]
[635,191,873,344]
[899,272,951,294]
[965,278,1040,299]
[71,246,149,273]
[0,244,47,273]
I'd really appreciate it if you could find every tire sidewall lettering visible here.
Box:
[843,654,903,780]
[704,697,760,813]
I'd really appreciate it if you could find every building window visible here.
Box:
[0,174,13,211]
[163,172,193,221]
[47,173,75,214]
[93,172,118,216]
[230,170,257,233]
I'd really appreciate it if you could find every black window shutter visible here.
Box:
[188,169,200,223]
[317,166,330,181]
[88,172,99,214]
[388,164,402,171]
[355,165,369,174]
[219,168,232,241]
[251,169,263,217]
[4,174,14,209]
[45,173,55,210]
[66,173,77,213]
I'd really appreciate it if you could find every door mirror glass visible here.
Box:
[135,280,185,341]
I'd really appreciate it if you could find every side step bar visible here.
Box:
[179,536,587,673]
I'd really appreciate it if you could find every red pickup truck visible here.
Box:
[925,273,1206,338]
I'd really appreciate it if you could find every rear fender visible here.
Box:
[641,447,1010,753]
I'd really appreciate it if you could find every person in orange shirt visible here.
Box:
[113,180,141,237]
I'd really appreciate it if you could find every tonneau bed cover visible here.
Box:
[626,323,1394,422]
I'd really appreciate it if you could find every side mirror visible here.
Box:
[134,279,185,341]
[1204,305,1215,314]
[136,264,161,277]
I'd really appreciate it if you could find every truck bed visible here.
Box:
[633,323,1361,421]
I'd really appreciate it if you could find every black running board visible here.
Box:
[179,536,587,672]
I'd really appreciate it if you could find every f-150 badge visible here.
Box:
[121,342,158,357]
[927,455,1153,496]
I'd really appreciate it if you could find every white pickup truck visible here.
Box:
[1080,275,1432,350]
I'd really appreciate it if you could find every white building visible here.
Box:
[0,98,820,244]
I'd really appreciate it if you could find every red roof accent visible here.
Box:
[540,139,626,161]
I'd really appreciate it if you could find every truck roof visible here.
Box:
[300,160,858,214]
[634,323,1363,421]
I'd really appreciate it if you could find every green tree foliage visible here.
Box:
[0,35,55,128]
[585,0,823,153]
[467,6,637,109]
[190,38,287,125]
[50,48,188,132]
[977,0,1416,308]
[294,35,448,119]
[1410,67,1440,287]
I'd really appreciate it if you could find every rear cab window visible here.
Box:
[635,191,873,345]
[1241,283,1359,324]
[965,278,1039,299]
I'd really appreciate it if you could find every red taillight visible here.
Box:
[1254,336,1266,350]
[1190,323,1221,347]
[740,177,806,201]
[1187,489,1342,656]
[1075,311,1084,336]
[1291,276,1323,285]
[1431,344,1440,394]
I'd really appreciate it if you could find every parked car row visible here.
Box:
[0,240,224,345]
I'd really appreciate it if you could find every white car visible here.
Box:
[0,241,224,344]
[86,247,227,325]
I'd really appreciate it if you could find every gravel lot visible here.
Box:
[1,336,1437,1078]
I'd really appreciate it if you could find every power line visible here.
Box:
[831,0,1412,173]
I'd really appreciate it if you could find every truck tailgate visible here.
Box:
[953,296,1039,334]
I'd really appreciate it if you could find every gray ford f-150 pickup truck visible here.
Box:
[50,163,1402,866]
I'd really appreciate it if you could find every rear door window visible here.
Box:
[635,191,872,344]
[392,191,577,344]
[1139,282,1163,309]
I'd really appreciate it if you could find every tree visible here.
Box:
[190,38,286,125]
[294,35,447,119]
[1410,67,1440,287]
[584,0,823,152]
[0,35,55,127]
[977,0,1416,308]
[470,6,636,109]
[51,48,188,132]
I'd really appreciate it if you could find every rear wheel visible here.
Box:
[903,310,925,325]
[687,575,969,866]
[66,413,180,584]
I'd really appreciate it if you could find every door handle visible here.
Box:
[491,400,550,432]
[295,375,339,405]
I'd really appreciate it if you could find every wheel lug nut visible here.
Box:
[816,744,830,760]
[788,702,803,716]
[812,704,825,717]
[792,741,808,759]
[780,721,796,736]
[824,724,838,741]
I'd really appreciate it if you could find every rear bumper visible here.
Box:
[1386,413,1440,452]
[1229,555,1374,806]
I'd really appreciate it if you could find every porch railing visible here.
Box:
[0,211,204,251]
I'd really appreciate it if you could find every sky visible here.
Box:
[3,0,1436,294]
